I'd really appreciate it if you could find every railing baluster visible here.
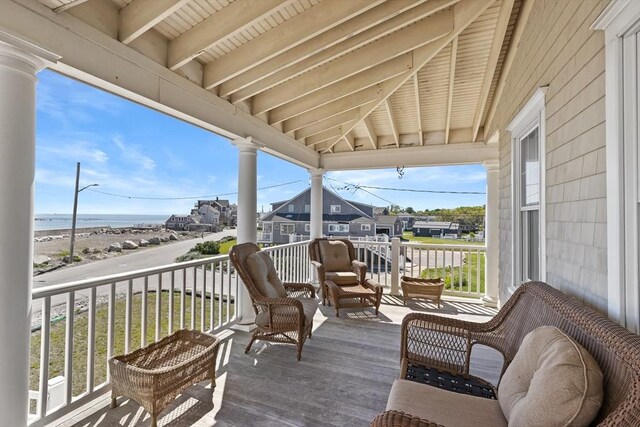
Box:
[107,284,115,382]
[64,291,75,404]
[220,261,225,326]
[38,297,51,418]
[181,268,186,329]
[477,249,481,296]
[226,260,232,323]
[191,267,197,330]
[210,262,215,330]
[86,287,96,393]
[156,273,162,341]
[141,276,148,347]
[169,271,174,334]
[201,264,206,331]
[468,248,472,294]
[125,280,133,354]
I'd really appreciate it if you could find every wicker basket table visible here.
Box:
[109,329,219,427]
[400,276,445,307]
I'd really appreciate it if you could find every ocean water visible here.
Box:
[34,214,169,231]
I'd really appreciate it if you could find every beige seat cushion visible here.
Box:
[318,240,351,272]
[246,251,287,298]
[386,379,507,427]
[326,271,358,286]
[498,326,604,427]
[255,297,317,328]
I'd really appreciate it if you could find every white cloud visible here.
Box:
[40,140,109,164]
[113,135,157,170]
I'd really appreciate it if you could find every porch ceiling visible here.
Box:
[23,0,517,167]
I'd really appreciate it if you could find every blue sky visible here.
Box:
[35,70,486,215]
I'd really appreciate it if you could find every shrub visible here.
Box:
[174,251,202,263]
[193,241,220,255]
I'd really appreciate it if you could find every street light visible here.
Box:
[68,162,98,264]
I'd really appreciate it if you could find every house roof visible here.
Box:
[375,215,400,225]
[272,213,373,222]
[21,0,514,169]
[413,221,459,229]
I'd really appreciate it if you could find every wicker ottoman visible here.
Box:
[400,276,445,307]
[109,329,219,427]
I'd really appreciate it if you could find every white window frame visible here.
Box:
[593,0,640,331]
[304,204,310,213]
[361,224,371,231]
[330,205,341,213]
[304,223,311,232]
[280,223,295,235]
[288,204,294,213]
[328,223,349,233]
[507,87,547,293]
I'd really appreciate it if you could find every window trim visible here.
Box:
[330,205,341,213]
[304,223,311,232]
[361,224,371,231]
[508,87,547,294]
[280,223,295,235]
[328,223,349,233]
[593,0,640,330]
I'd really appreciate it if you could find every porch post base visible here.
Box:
[482,295,498,308]
[232,322,257,332]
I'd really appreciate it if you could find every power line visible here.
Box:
[325,176,485,195]
[87,179,305,200]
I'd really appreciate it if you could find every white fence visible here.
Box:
[28,240,310,425]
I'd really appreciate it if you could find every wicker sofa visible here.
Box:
[372,281,640,426]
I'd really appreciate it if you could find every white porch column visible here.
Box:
[309,168,324,239]
[233,137,259,327]
[482,160,500,307]
[0,40,52,424]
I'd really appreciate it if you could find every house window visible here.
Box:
[330,205,341,213]
[288,204,294,212]
[304,224,310,232]
[361,224,371,231]
[328,223,349,233]
[280,223,295,234]
[508,87,547,288]
[304,204,310,213]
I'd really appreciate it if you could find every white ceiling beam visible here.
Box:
[305,121,358,147]
[363,117,378,150]
[224,0,457,101]
[281,93,377,132]
[413,74,424,146]
[119,0,187,45]
[321,142,498,170]
[385,98,400,148]
[269,62,408,125]
[1,0,320,169]
[484,0,534,141]
[471,0,515,142]
[167,0,287,71]
[203,0,383,89]
[295,109,360,140]
[445,37,458,144]
[344,133,356,152]
[53,0,89,13]
[323,0,493,153]
[252,9,453,114]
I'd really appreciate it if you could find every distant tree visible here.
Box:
[405,207,415,214]
[388,204,402,214]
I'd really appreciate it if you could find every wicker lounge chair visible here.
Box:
[371,281,640,426]
[309,238,383,317]
[229,242,317,360]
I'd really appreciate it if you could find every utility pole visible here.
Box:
[68,162,98,264]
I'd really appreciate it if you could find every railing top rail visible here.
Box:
[261,240,311,251]
[32,253,231,300]
[400,242,486,250]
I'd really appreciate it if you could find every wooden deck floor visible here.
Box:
[47,296,500,427]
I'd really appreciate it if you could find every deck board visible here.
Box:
[46,298,499,427]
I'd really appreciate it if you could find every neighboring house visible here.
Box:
[259,187,377,244]
[165,204,221,232]
[413,221,461,238]
[195,199,237,226]
[375,215,403,237]
[397,214,416,231]
[165,214,198,231]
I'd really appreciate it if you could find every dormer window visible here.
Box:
[330,205,341,213]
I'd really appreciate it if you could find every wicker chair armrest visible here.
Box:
[284,282,316,298]
[370,410,444,427]
[253,295,305,328]
[351,260,367,282]
[400,312,499,375]
[310,260,326,283]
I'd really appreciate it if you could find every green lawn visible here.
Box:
[402,231,480,245]
[30,291,233,398]
[218,239,236,254]
[420,252,485,294]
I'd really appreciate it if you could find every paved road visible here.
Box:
[33,229,237,288]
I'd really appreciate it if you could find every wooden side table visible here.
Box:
[324,279,383,317]
[400,276,445,308]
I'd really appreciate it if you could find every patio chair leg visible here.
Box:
[245,333,257,354]
[110,395,117,408]
[151,415,157,427]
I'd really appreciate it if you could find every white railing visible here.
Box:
[28,240,310,426]
[351,240,394,287]
[401,242,486,299]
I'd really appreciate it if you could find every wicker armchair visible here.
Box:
[309,238,382,317]
[229,242,317,360]
[372,281,640,426]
